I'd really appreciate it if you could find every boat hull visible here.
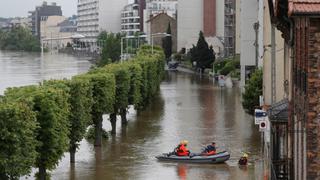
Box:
[156,151,230,164]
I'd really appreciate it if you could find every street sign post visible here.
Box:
[254,109,267,125]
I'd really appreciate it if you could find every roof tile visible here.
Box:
[288,0,320,16]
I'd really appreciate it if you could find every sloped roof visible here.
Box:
[267,98,289,122]
[288,0,320,16]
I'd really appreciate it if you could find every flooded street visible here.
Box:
[52,72,263,180]
[0,51,263,179]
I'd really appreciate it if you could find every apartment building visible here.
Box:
[29,2,62,39]
[121,3,140,36]
[77,0,127,43]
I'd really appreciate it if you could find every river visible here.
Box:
[0,51,263,180]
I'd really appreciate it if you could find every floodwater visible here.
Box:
[52,73,264,180]
[0,51,92,94]
[0,51,263,180]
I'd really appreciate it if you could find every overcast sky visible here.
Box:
[0,0,134,18]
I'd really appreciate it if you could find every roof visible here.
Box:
[146,12,176,23]
[288,0,320,16]
[267,98,289,123]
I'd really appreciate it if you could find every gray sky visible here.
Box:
[0,0,77,18]
[0,0,134,18]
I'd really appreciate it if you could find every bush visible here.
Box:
[242,69,263,115]
[85,126,108,140]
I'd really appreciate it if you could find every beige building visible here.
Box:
[40,16,75,50]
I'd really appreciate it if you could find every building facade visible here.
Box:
[77,0,127,43]
[177,0,235,57]
[267,0,320,179]
[121,3,140,36]
[148,13,177,52]
[239,0,258,87]
[29,2,62,39]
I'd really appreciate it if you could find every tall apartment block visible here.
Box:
[29,2,62,39]
[77,0,127,43]
[224,0,236,57]
[121,3,140,36]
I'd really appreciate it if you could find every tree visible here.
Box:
[190,31,215,72]
[0,102,38,180]
[0,26,41,52]
[242,69,263,115]
[4,86,70,180]
[97,32,123,66]
[42,79,93,163]
[162,23,172,60]
[75,73,115,146]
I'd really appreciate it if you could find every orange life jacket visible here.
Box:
[176,144,189,156]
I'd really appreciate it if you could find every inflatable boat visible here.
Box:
[156,151,230,164]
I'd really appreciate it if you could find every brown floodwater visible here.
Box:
[50,71,264,180]
[0,51,263,179]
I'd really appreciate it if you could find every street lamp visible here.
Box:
[150,32,171,54]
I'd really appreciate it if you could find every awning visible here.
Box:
[267,98,289,123]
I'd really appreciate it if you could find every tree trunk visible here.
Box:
[39,164,46,180]
[120,108,127,125]
[110,113,117,135]
[70,145,76,163]
[94,115,102,146]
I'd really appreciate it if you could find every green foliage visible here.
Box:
[85,126,108,140]
[214,57,240,76]
[0,26,41,51]
[123,61,142,109]
[97,31,123,66]
[162,23,172,59]
[5,85,70,176]
[0,102,38,180]
[189,31,215,71]
[242,69,263,115]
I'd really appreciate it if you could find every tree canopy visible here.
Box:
[190,31,215,71]
[97,31,123,66]
[242,69,263,115]
[0,26,41,52]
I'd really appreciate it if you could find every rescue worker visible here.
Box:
[175,140,190,156]
[238,153,248,165]
[202,142,217,155]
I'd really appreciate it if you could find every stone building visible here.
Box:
[268,0,320,179]
[147,13,177,52]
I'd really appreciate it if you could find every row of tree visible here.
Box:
[0,26,41,52]
[0,45,165,180]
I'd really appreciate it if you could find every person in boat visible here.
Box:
[175,140,190,156]
[201,142,217,155]
[238,153,248,165]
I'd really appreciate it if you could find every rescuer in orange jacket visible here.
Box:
[175,140,190,156]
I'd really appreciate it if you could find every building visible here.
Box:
[121,3,140,36]
[9,17,31,29]
[29,2,62,39]
[266,0,320,179]
[239,0,258,87]
[147,13,177,52]
[77,0,127,44]
[143,0,177,41]
[40,16,77,50]
[224,0,236,57]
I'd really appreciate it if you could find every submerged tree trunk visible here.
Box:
[110,113,117,135]
[70,145,76,163]
[38,164,47,180]
[120,108,127,125]
[94,115,103,146]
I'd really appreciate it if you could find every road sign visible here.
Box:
[254,109,267,125]
[259,120,267,131]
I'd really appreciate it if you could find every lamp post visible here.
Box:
[150,32,171,54]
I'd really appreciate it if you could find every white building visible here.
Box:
[143,0,177,36]
[121,3,140,36]
[239,0,259,87]
[77,0,127,43]
[177,0,225,55]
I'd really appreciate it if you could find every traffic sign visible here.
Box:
[254,109,267,125]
